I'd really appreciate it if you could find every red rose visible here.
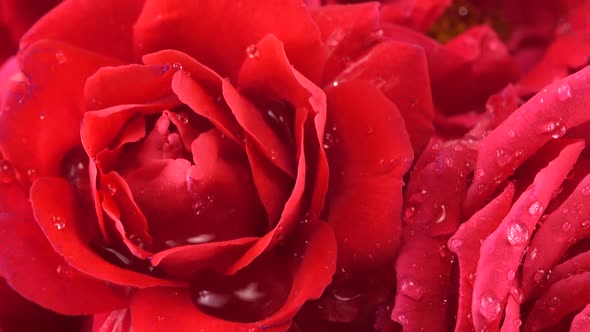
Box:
[0,1,415,331]
[1,0,590,331]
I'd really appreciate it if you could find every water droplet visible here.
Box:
[528,201,544,216]
[177,113,189,124]
[533,269,551,285]
[562,222,572,232]
[105,183,117,197]
[557,83,572,101]
[397,314,409,325]
[507,223,529,246]
[39,112,46,120]
[172,63,183,70]
[581,219,590,228]
[331,81,339,87]
[506,270,516,281]
[468,273,476,285]
[0,160,16,183]
[581,185,590,196]
[529,247,539,261]
[186,234,215,244]
[476,168,486,177]
[479,293,501,321]
[55,51,67,64]
[510,286,523,303]
[513,319,522,328]
[52,216,66,230]
[404,206,416,223]
[400,279,425,300]
[547,120,567,139]
[56,262,72,277]
[26,168,38,181]
[507,129,515,138]
[129,234,145,248]
[161,64,171,72]
[246,44,259,59]
[434,204,447,224]
[190,265,290,322]
[323,132,335,150]
[449,238,463,250]
[495,149,512,167]
[546,296,560,308]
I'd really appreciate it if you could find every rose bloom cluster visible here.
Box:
[1,0,590,331]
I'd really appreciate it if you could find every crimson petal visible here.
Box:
[134,0,326,83]
[333,40,434,154]
[131,222,336,331]
[0,180,129,315]
[29,176,182,288]
[448,183,515,332]
[0,40,120,178]
[521,173,590,297]
[466,65,590,215]
[20,0,143,61]
[471,140,584,331]
[570,304,590,332]
[324,79,412,272]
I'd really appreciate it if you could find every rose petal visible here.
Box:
[471,140,584,331]
[20,0,143,61]
[324,79,412,272]
[131,221,336,331]
[134,0,326,83]
[84,63,179,112]
[500,283,522,332]
[0,277,83,332]
[309,2,381,83]
[90,309,130,332]
[570,303,590,332]
[28,176,182,288]
[0,180,130,315]
[448,183,515,332]
[466,65,590,215]
[525,272,590,331]
[0,40,120,178]
[237,33,328,216]
[333,40,435,154]
[521,172,590,297]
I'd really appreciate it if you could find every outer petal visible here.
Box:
[333,40,435,154]
[308,3,382,83]
[0,277,83,332]
[570,304,590,332]
[448,183,515,332]
[466,66,590,215]
[0,179,130,315]
[0,40,121,179]
[29,177,182,288]
[471,140,584,331]
[525,272,590,331]
[130,222,336,332]
[134,0,326,82]
[20,0,144,61]
[521,173,590,297]
[324,80,412,272]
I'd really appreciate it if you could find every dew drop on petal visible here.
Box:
[528,201,544,216]
[507,223,529,246]
[507,129,515,138]
[581,185,590,196]
[0,160,16,184]
[495,149,513,167]
[400,279,425,300]
[513,319,522,328]
[547,120,567,139]
[246,44,259,59]
[479,293,501,321]
[510,286,523,303]
[129,234,145,248]
[506,269,516,281]
[562,222,572,232]
[397,314,409,325]
[449,238,463,250]
[434,204,447,224]
[557,83,572,101]
[476,168,486,177]
[581,220,590,228]
[55,50,67,64]
[52,216,66,230]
